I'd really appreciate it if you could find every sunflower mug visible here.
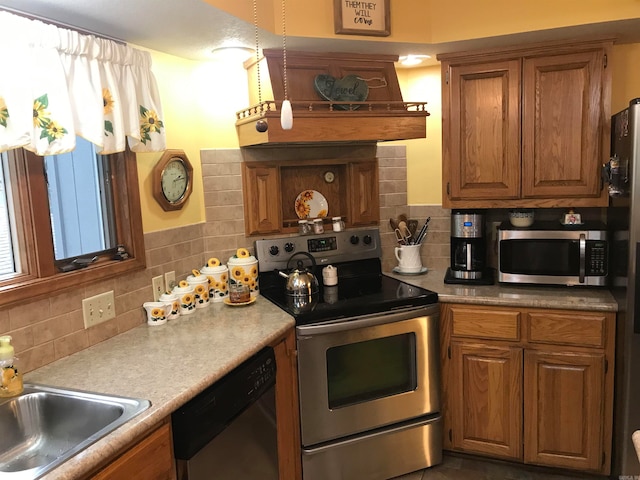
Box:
[142,301,172,326]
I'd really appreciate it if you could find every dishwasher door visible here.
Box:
[175,385,278,480]
[172,347,278,480]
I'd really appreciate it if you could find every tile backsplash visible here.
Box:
[1,144,448,373]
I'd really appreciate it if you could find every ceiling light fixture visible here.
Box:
[210,46,254,62]
[398,54,432,67]
[280,0,293,130]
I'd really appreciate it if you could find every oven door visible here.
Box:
[296,304,440,447]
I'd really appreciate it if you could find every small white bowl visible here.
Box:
[509,210,534,227]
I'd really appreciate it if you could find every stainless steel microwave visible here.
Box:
[497,222,608,286]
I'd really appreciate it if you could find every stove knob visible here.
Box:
[269,245,279,256]
[363,235,372,245]
[284,242,295,253]
[350,235,359,245]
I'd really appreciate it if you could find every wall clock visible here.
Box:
[153,149,193,211]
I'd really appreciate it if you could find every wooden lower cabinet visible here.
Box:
[90,420,175,480]
[440,303,615,475]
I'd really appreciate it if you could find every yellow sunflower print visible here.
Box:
[141,109,161,133]
[103,88,114,115]
[0,96,9,127]
[33,97,49,128]
[232,266,245,279]
[220,273,228,282]
[45,120,65,140]
[250,266,258,277]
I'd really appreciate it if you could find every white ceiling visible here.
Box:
[1,0,640,66]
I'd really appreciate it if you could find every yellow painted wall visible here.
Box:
[136,49,248,232]
[611,43,640,113]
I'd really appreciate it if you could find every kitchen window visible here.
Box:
[0,141,145,308]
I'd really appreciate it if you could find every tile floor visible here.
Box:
[391,454,602,480]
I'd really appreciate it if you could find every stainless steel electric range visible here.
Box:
[255,228,442,480]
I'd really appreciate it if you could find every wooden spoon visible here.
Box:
[390,218,399,231]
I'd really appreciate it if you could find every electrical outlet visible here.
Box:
[152,275,164,301]
[82,291,115,329]
[164,271,176,292]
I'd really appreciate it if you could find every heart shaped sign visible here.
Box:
[314,74,369,110]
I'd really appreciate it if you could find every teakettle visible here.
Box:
[278,252,319,297]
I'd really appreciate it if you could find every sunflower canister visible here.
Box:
[227,248,259,299]
[201,258,229,303]
[142,301,172,326]
[159,291,180,319]
[187,270,210,308]
[173,281,196,315]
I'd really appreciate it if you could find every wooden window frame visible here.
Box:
[0,147,145,308]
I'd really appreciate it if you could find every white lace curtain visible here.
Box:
[0,11,166,155]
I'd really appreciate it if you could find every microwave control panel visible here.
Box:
[587,241,608,275]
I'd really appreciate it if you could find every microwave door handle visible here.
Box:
[579,233,586,283]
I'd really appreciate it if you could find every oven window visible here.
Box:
[326,333,416,409]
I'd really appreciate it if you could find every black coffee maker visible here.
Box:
[444,210,493,285]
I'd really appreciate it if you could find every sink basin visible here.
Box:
[0,383,150,479]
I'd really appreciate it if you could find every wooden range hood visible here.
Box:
[235,50,430,147]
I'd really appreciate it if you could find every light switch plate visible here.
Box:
[164,271,176,292]
[152,276,164,301]
[82,291,115,328]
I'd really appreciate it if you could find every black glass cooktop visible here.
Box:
[259,258,438,325]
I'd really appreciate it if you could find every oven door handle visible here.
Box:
[579,233,586,283]
[296,305,438,336]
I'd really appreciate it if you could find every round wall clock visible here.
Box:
[153,149,193,211]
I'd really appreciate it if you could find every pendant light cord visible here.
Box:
[282,0,288,102]
[253,0,263,113]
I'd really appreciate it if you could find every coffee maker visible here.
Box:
[444,210,493,285]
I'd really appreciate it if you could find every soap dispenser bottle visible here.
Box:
[0,335,23,397]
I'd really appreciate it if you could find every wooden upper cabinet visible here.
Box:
[242,163,282,235]
[349,160,379,226]
[242,158,379,236]
[522,50,604,199]
[446,59,521,201]
[439,39,612,209]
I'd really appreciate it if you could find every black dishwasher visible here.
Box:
[172,347,278,480]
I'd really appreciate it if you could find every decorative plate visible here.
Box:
[295,190,328,219]
[224,297,256,307]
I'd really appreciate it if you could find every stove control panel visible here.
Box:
[255,228,382,272]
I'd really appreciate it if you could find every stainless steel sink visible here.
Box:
[0,383,150,479]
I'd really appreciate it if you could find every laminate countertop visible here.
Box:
[24,297,294,480]
[386,269,618,312]
[21,272,617,479]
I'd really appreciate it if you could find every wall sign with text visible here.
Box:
[334,0,390,37]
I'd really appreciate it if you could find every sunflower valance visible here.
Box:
[0,11,166,155]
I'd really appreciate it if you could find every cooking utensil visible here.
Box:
[394,224,412,245]
[408,220,418,238]
[415,217,431,245]
[278,252,319,296]
[389,218,399,231]
[398,213,408,224]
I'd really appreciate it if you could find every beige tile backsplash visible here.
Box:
[0,144,449,373]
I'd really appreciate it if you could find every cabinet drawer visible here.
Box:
[527,311,606,348]
[451,307,521,341]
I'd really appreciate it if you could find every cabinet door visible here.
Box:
[349,160,379,226]
[444,59,521,202]
[91,422,175,480]
[450,342,523,459]
[524,350,604,472]
[242,163,282,235]
[521,50,605,200]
